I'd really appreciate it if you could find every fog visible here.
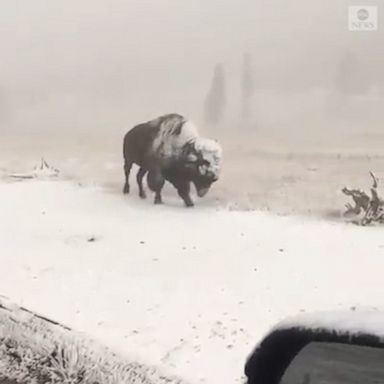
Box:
[0,0,383,136]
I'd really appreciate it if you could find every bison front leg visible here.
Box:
[176,181,194,207]
[147,170,165,205]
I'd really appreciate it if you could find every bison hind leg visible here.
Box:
[136,167,147,199]
[147,170,165,205]
[123,160,133,194]
[154,193,163,205]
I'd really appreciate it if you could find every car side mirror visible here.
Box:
[281,341,384,384]
[245,311,384,384]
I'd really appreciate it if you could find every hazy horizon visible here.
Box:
[1,0,383,135]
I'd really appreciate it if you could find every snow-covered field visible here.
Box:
[2,1,384,381]
[2,129,384,217]
[1,176,384,384]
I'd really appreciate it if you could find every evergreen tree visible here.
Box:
[204,63,226,125]
[241,52,255,121]
[335,50,369,95]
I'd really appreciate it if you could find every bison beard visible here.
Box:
[162,165,213,207]
[123,114,222,207]
[145,161,215,207]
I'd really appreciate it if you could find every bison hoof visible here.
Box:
[139,191,147,199]
[123,184,130,194]
[184,201,194,208]
[154,197,163,205]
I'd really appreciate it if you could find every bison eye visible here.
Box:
[200,159,210,166]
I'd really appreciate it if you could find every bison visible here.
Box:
[123,113,222,207]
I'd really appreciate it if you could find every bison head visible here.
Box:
[182,138,222,197]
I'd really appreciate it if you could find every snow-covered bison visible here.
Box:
[123,113,222,207]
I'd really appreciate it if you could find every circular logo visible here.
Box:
[357,8,369,21]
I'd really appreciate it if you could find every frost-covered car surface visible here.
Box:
[0,297,186,384]
[2,296,384,384]
[245,311,384,384]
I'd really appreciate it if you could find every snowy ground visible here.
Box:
[1,177,384,384]
[2,129,384,217]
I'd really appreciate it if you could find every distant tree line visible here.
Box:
[203,52,255,126]
[202,48,381,127]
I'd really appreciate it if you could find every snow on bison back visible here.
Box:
[123,113,222,207]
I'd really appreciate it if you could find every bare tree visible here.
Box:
[342,171,384,225]
[203,63,226,125]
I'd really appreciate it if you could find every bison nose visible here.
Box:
[197,187,210,197]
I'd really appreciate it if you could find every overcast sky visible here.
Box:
[0,0,382,132]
